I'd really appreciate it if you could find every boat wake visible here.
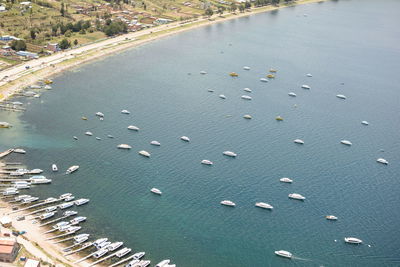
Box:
[291,256,312,261]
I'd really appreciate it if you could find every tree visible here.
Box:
[230,3,237,12]
[245,2,251,9]
[60,2,65,17]
[30,29,36,40]
[73,39,78,46]
[205,7,213,17]
[59,38,70,49]
[82,20,91,30]
[239,4,245,12]
[10,40,27,51]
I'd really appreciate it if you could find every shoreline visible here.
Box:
[0,0,326,102]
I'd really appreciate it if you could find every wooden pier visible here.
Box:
[88,250,123,267]
[46,230,80,241]
[40,214,75,227]
[108,254,136,267]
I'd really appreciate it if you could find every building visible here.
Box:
[45,43,60,53]
[154,18,173,25]
[0,36,20,41]
[24,259,40,267]
[0,217,12,227]
[0,239,19,263]
[0,5,6,12]
[16,51,39,59]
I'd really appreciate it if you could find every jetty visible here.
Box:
[46,230,80,241]
[0,149,14,159]
[64,242,92,256]
[108,254,137,267]
[88,250,122,267]
[40,214,76,227]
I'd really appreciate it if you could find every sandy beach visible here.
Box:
[0,0,325,103]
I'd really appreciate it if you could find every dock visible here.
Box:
[64,242,92,256]
[46,230,79,241]
[8,199,61,214]
[0,149,14,159]
[73,251,97,264]
[87,250,121,267]
[52,236,75,244]
[40,214,75,227]
[108,254,136,267]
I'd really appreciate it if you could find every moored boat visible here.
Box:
[223,151,237,157]
[243,114,252,119]
[255,202,273,209]
[288,92,297,97]
[121,109,130,114]
[127,125,140,131]
[180,136,190,142]
[301,85,310,89]
[201,159,213,165]
[66,165,79,174]
[294,139,304,144]
[118,144,132,149]
[241,95,252,100]
[376,158,388,165]
[336,94,347,99]
[260,78,268,82]
[139,150,151,157]
[116,247,131,257]
[219,94,226,99]
[150,188,162,195]
[280,177,293,183]
[74,198,90,206]
[52,164,58,172]
[150,140,161,146]
[340,140,352,146]
[85,131,93,136]
[344,237,362,244]
[326,215,338,220]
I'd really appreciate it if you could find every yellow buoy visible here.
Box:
[269,69,277,73]
[267,74,275,78]
[81,116,88,120]
[276,116,283,121]
[44,79,53,84]
[229,72,239,77]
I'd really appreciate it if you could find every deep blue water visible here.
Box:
[1,0,400,266]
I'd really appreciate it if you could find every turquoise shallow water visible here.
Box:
[1,0,400,266]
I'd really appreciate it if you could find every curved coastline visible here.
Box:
[0,0,326,102]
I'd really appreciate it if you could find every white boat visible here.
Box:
[63,210,77,216]
[127,125,140,131]
[377,158,388,165]
[15,195,31,201]
[220,200,236,207]
[66,165,79,174]
[73,136,78,140]
[288,193,306,200]
[44,85,52,89]
[280,177,293,183]
[336,94,347,99]
[30,177,52,184]
[243,88,252,92]
[13,183,30,189]
[10,170,25,176]
[13,148,26,154]
[126,260,140,267]
[97,241,111,249]
[118,144,132,149]
[150,140,161,146]
[121,110,130,114]
[45,197,58,203]
[219,94,226,99]
[45,206,57,212]
[361,121,369,125]
[341,140,352,146]
[33,94,40,98]
[288,92,297,97]
[107,135,114,138]
[93,238,108,248]
[132,252,145,260]
[223,151,237,157]
[59,202,74,209]
[53,221,70,230]
[106,241,123,252]
[255,202,273,209]
[74,198,90,206]
[64,196,75,202]
[21,197,39,204]
[116,247,132,258]
[3,189,18,196]
[59,193,73,200]
[65,226,81,233]
[150,188,162,195]
[137,260,150,267]
[241,95,252,100]
[207,89,214,92]
[200,71,207,75]
[96,137,101,140]
[243,114,252,119]
[93,248,108,258]
[40,212,55,220]
[155,260,170,267]
[12,101,23,105]
[74,234,89,244]
[95,112,104,117]
[243,66,250,70]
[29,169,43,174]
[260,78,268,82]
[70,216,87,225]
[294,139,304,144]
[180,136,190,142]
[326,215,338,220]
[301,85,310,89]
[201,160,213,165]
[138,150,151,157]
[274,250,292,259]
[306,73,313,77]
[52,164,58,172]
[344,237,362,244]
[85,131,93,136]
